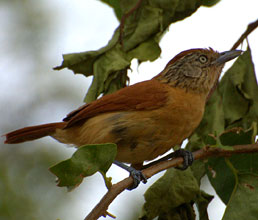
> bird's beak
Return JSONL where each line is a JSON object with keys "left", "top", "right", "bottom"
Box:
{"left": 215, "top": 50, "right": 243, "bottom": 64}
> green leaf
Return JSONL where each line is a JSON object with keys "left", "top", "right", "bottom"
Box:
{"left": 201, "top": 0, "right": 220, "bottom": 7}
{"left": 119, "top": 3, "right": 162, "bottom": 52}
{"left": 222, "top": 174, "right": 258, "bottom": 220}
{"left": 206, "top": 157, "right": 236, "bottom": 204}
{"left": 141, "top": 168, "right": 200, "bottom": 219}
{"left": 187, "top": 46, "right": 258, "bottom": 218}
{"left": 157, "top": 203, "right": 196, "bottom": 220}
{"left": 203, "top": 48, "right": 258, "bottom": 206}
{"left": 189, "top": 88, "right": 225, "bottom": 146}
{"left": 190, "top": 160, "right": 207, "bottom": 185}
{"left": 54, "top": 0, "right": 220, "bottom": 103}
{"left": 203, "top": 134, "right": 217, "bottom": 146}
{"left": 188, "top": 48, "right": 258, "bottom": 150}
{"left": 128, "top": 37, "right": 161, "bottom": 62}
{"left": 100, "top": 0, "right": 122, "bottom": 20}
{"left": 49, "top": 143, "right": 117, "bottom": 189}
{"left": 53, "top": 30, "right": 120, "bottom": 75}
{"left": 206, "top": 127, "right": 258, "bottom": 205}
{"left": 195, "top": 190, "right": 214, "bottom": 220}
{"left": 219, "top": 127, "right": 253, "bottom": 146}
{"left": 84, "top": 45, "right": 130, "bottom": 102}
{"left": 218, "top": 47, "right": 258, "bottom": 129}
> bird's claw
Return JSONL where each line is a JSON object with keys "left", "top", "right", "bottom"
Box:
{"left": 113, "top": 160, "right": 147, "bottom": 190}
{"left": 174, "top": 149, "right": 194, "bottom": 170}
{"left": 127, "top": 169, "right": 147, "bottom": 190}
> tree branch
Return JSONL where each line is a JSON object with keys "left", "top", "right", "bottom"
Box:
{"left": 85, "top": 143, "right": 258, "bottom": 220}
{"left": 231, "top": 19, "right": 258, "bottom": 50}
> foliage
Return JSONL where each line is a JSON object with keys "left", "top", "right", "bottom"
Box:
{"left": 141, "top": 168, "right": 207, "bottom": 220}
{"left": 4, "top": 0, "right": 257, "bottom": 219}
{"left": 48, "top": 1, "right": 258, "bottom": 219}
{"left": 54, "top": 0, "right": 219, "bottom": 103}
{"left": 50, "top": 143, "right": 116, "bottom": 190}
{"left": 185, "top": 48, "right": 258, "bottom": 219}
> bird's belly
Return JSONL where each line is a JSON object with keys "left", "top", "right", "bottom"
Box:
{"left": 111, "top": 104, "right": 204, "bottom": 164}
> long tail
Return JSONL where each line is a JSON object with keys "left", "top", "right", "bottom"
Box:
{"left": 4, "top": 122, "right": 66, "bottom": 144}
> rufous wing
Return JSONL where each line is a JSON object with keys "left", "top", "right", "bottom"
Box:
{"left": 64, "top": 79, "right": 169, "bottom": 128}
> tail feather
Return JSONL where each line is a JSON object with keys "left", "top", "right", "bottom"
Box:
{"left": 4, "top": 122, "right": 66, "bottom": 144}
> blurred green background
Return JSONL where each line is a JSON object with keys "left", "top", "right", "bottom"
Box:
{"left": 0, "top": 1, "right": 122, "bottom": 219}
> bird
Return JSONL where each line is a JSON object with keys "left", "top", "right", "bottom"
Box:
{"left": 4, "top": 48, "right": 242, "bottom": 189}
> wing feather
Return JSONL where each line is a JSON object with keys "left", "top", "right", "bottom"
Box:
{"left": 64, "top": 79, "right": 168, "bottom": 128}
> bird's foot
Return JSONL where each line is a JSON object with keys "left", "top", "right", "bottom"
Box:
{"left": 173, "top": 149, "right": 194, "bottom": 170}
{"left": 127, "top": 168, "right": 147, "bottom": 190}
{"left": 113, "top": 160, "right": 147, "bottom": 190}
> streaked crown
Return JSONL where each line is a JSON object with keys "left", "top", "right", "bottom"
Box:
{"left": 155, "top": 48, "right": 241, "bottom": 94}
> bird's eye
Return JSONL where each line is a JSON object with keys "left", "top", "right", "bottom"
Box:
{"left": 199, "top": 55, "right": 208, "bottom": 63}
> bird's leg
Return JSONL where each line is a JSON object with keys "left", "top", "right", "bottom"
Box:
{"left": 143, "top": 149, "right": 194, "bottom": 170}
{"left": 113, "top": 160, "right": 147, "bottom": 190}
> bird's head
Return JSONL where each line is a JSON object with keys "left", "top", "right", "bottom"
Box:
{"left": 155, "top": 48, "right": 242, "bottom": 94}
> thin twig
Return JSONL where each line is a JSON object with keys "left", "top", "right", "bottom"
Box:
{"left": 231, "top": 19, "right": 258, "bottom": 50}
{"left": 85, "top": 144, "right": 258, "bottom": 220}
